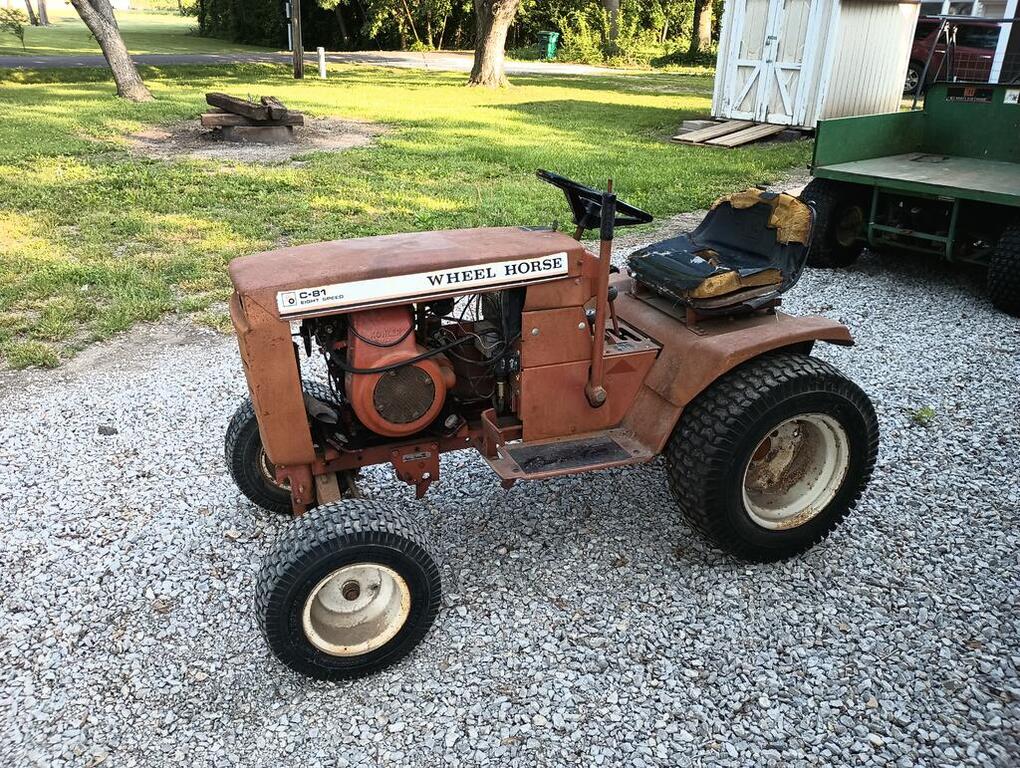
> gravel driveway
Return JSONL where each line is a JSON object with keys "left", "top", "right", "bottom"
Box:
{"left": 1, "top": 212, "right": 1017, "bottom": 766}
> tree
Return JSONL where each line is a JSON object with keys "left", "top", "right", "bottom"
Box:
{"left": 600, "top": 0, "right": 618, "bottom": 55}
{"left": 0, "top": 8, "right": 28, "bottom": 49}
{"left": 37, "top": 0, "right": 49, "bottom": 26}
{"left": 688, "top": 0, "right": 712, "bottom": 55}
{"left": 68, "top": 0, "right": 153, "bottom": 101}
{"left": 469, "top": 0, "right": 520, "bottom": 86}
{"left": 23, "top": 0, "right": 37, "bottom": 26}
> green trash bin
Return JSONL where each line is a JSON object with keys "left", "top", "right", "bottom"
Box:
{"left": 537, "top": 31, "right": 560, "bottom": 60}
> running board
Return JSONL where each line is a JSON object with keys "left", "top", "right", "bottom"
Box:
{"left": 484, "top": 429, "right": 653, "bottom": 482}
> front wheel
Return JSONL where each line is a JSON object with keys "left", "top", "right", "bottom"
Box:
{"left": 224, "top": 380, "right": 339, "bottom": 515}
{"left": 256, "top": 500, "right": 441, "bottom": 681}
{"left": 666, "top": 352, "right": 878, "bottom": 562}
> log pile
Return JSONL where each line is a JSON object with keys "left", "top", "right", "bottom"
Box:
{"left": 201, "top": 93, "right": 305, "bottom": 143}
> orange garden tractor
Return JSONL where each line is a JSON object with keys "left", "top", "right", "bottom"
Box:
{"left": 225, "top": 171, "right": 879, "bottom": 680}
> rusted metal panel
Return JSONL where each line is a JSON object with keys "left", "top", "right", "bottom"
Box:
{"left": 229, "top": 227, "right": 587, "bottom": 322}
{"left": 620, "top": 384, "right": 683, "bottom": 454}
{"left": 519, "top": 345, "right": 658, "bottom": 441}
{"left": 229, "top": 293, "right": 316, "bottom": 467}
{"left": 390, "top": 441, "right": 440, "bottom": 498}
{"left": 524, "top": 276, "right": 592, "bottom": 310}
{"left": 612, "top": 274, "right": 853, "bottom": 451}
{"left": 519, "top": 307, "right": 592, "bottom": 368}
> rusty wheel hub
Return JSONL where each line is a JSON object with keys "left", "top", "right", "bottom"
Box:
{"left": 742, "top": 413, "right": 850, "bottom": 530}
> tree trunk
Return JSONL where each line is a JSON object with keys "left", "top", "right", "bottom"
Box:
{"left": 399, "top": 0, "right": 421, "bottom": 45}
{"left": 468, "top": 0, "right": 520, "bottom": 87}
{"left": 688, "top": 0, "right": 713, "bottom": 56}
{"left": 698, "top": 1, "right": 712, "bottom": 50}
{"left": 601, "top": 0, "right": 619, "bottom": 55}
{"left": 69, "top": 0, "right": 153, "bottom": 102}
{"left": 37, "top": 0, "right": 48, "bottom": 25}
{"left": 334, "top": 6, "right": 348, "bottom": 48}
{"left": 24, "top": 0, "right": 38, "bottom": 26}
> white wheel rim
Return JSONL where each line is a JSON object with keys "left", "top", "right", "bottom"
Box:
{"left": 302, "top": 563, "right": 411, "bottom": 657}
{"left": 258, "top": 449, "right": 289, "bottom": 490}
{"left": 742, "top": 413, "right": 850, "bottom": 530}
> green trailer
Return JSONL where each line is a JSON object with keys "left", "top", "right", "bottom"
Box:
{"left": 799, "top": 82, "right": 1020, "bottom": 315}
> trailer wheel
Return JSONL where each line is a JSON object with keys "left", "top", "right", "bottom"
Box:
{"left": 988, "top": 224, "right": 1020, "bottom": 316}
{"left": 666, "top": 352, "right": 878, "bottom": 562}
{"left": 225, "top": 380, "right": 338, "bottom": 515}
{"left": 255, "top": 499, "right": 441, "bottom": 681}
{"left": 799, "top": 179, "right": 867, "bottom": 268}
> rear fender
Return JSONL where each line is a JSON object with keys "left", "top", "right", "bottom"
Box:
{"left": 615, "top": 286, "right": 853, "bottom": 453}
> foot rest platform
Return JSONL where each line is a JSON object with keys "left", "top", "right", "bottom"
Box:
{"left": 484, "top": 429, "right": 653, "bottom": 481}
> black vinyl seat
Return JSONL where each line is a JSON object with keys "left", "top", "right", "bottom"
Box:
{"left": 627, "top": 189, "right": 814, "bottom": 315}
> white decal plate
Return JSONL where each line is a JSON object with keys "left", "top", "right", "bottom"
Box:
{"left": 1004, "top": 89, "right": 1019, "bottom": 105}
{"left": 276, "top": 252, "right": 570, "bottom": 316}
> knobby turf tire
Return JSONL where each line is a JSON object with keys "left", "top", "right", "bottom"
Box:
{"left": 988, "top": 224, "right": 1020, "bottom": 316}
{"left": 666, "top": 352, "right": 879, "bottom": 562}
{"left": 799, "top": 179, "right": 867, "bottom": 268}
{"left": 255, "top": 500, "right": 441, "bottom": 681}
{"left": 224, "top": 380, "right": 336, "bottom": 515}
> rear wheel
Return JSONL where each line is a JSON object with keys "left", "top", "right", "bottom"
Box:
{"left": 224, "top": 380, "right": 338, "bottom": 515}
{"left": 666, "top": 352, "right": 878, "bottom": 562}
{"left": 987, "top": 224, "right": 1020, "bottom": 316}
{"left": 799, "top": 179, "right": 868, "bottom": 268}
{"left": 255, "top": 500, "right": 441, "bottom": 681}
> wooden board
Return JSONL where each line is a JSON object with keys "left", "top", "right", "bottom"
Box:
{"left": 260, "top": 96, "right": 288, "bottom": 121}
{"left": 206, "top": 92, "right": 293, "bottom": 123}
{"left": 671, "top": 120, "right": 753, "bottom": 144}
{"left": 201, "top": 111, "right": 304, "bottom": 127}
{"left": 705, "top": 123, "right": 786, "bottom": 148}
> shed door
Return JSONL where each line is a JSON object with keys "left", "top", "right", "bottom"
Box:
{"left": 723, "top": 0, "right": 825, "bottom": 126}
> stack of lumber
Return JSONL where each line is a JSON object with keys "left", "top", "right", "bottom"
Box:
{"left": 671, "top": 119, "right": 786, "bottom": 148}
{"left": 200, "top": 93, "right": 305, "bottom": 128}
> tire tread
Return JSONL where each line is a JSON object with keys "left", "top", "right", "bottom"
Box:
{"left": 988, "top": 224, "right": 1020, "bottom": 316}
{"left": 666, "top": 352, "right": 879, "bottom": 561}
{"left": 255, "top": 499, "right": 441, "bottom": 680}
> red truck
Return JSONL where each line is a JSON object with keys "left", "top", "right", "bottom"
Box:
{"left": 905, "top": 18, "right": 1001, "bottom": 94}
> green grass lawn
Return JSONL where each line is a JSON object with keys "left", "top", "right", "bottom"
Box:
{"left": 0, "top": 63, "right": 810, "bottom": 368}
{"left": 0, "top": 8, "right": 270, "bottom": 57}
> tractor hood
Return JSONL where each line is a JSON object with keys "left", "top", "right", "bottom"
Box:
{"left": 229, "top": 226, "right": 587, "bottom": 319}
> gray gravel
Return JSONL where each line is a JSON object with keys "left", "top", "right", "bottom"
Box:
{"left": 1, "top": 206, "right": 1018, "bottom": 766}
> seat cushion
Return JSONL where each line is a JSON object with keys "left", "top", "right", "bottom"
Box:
{"left": 627, "top": 189, "right": 813, "bottom": 313}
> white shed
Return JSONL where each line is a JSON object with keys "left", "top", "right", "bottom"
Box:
{"left": 711, "top": 0, "right": 921, "bottom": 129}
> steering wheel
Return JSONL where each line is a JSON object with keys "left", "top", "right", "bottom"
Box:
{"left": 537, "top": 169, "right": 653, "bottom": 234}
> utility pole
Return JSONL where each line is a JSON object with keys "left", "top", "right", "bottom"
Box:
{"left": 291, "top": 0, "right": 304, "bottom": 79}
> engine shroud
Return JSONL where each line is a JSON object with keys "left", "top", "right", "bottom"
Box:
{"left": 345, "top": 306, "right": 454, "bottom": 438}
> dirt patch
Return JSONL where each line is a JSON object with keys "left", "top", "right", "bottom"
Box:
{"left": 125, "top": 117, "right": 386, "bottom": 164}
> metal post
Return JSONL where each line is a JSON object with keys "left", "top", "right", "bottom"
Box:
{"left": 317, "top": 46, "right": 327, "bottom": 79}
{"left": 284, "top": 2, "right": 292, "bottom": 51}
{"left": 291, "top": 0, "right": 304, "bottom": 79}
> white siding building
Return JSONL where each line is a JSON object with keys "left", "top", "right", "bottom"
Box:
{"left": 711, "top": 0, "right": 921, "bottom": 129}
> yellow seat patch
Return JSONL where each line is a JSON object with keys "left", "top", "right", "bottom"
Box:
{"left": 688, "top": 267, "right": 783, "bottom": 299}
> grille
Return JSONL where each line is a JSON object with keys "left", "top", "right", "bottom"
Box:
{"left": 373, "top": 365, "right": 436, "bottom": 425}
